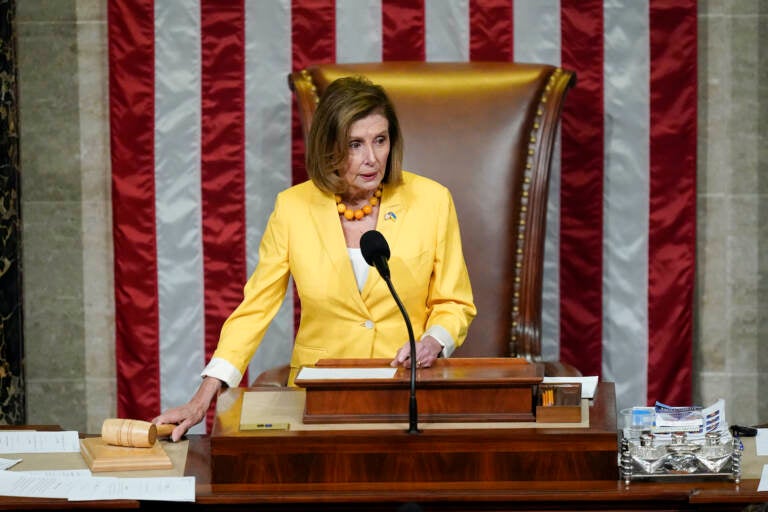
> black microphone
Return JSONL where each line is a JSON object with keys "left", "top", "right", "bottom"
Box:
{"left": 360, "top": 228, "right": 391, "bottom": 279}
{"left": 360, "top": 230, "right": 419, "bottom": 434}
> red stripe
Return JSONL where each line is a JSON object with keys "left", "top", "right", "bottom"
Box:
{"left": 469, "top": 0, "right": 513, "bottom": 61}
{"left": 108, "top": 0, "right": 160, "bottom": 420}
{"left": 558, "top": 0, "right": 605, "bottom": 377}
{"left": 200, "top": 0, "right": 248, "bottom": 421}
{"left": 291, "top": 0, "right": 335, "bottom": 332}
{"left": 291, "top": 0, "right": 334, "bottom": 186}
{"left": 646, "top": 0, "right": 696, "bottom": 406}
{"left": 382, "top": 0, "right": 425, "bottom": 61}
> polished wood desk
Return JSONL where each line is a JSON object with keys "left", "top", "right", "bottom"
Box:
{"left": 190, "top": 382, "right": 766, "bottom": 510}
{"left": 3, "top": 386, "right": 766, "bottom": 511}
{"left": 8, "top": 439, "right": 760, "bottom": 511}
{"left": 209, "top": 383, "right": 615, "bottom": 484}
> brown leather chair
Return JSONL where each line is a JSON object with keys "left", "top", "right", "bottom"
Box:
{"left": 253, "top": 62, "right": 580, "bottom": 386}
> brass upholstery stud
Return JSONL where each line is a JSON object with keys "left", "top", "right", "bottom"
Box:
{"left": 510, "top": 68, "right": 559, "bottom": 357}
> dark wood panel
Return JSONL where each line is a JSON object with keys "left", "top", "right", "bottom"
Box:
{"left": 189, "top": 478, "right": 761, "bottom": 512}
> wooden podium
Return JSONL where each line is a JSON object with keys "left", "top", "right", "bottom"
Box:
{"left": 210, "top": 359, "right": 618, "bottom": 485}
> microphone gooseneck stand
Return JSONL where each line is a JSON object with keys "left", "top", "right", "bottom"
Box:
{"left": 360, "top": 229, "right": 419, "bottom": 434}
{"left": 381, "top": 275, "right": 419, "bottom": 434}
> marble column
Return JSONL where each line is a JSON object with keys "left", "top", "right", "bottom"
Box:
{"left": 0, "top": 0, "right": 25, "bottom": 425}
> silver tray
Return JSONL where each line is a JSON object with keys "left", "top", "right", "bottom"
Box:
{"left": 618, "top": 430, "right": 742, "bottom": 484}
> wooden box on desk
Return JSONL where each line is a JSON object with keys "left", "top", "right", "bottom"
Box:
{"left": 536, "top": 382, "right": 583, "bottom": 423}
{"left": 295, "top": 357, "right": 541, "bottom": 423}
{"left": 209, "top": 360, "right": 619, "bottom": 486}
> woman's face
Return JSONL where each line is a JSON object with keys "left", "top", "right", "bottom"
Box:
{"left": 341, "top": 112, "right": 390, "bottom": 199}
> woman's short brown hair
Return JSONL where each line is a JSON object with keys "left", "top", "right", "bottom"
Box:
{"left": 305, "top": 75, "right": 404, "bottom": 194}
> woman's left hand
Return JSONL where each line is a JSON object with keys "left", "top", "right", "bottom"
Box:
{"left": 390, "top": 335, "right": 443, "bottom": 368}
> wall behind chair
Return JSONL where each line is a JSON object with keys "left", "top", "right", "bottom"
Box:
{"left": 13, "top": 0, "right": 767, "bottom": 433}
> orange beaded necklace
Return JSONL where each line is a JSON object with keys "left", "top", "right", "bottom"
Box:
{"left": 336, "top": 185, "right": 383, "bottom": 221}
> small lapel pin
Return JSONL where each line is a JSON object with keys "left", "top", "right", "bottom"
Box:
{"left": 384, "top": 211, "right": 397, "bottom": 221}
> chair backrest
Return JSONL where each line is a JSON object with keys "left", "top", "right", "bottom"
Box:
{"left": 290, "top": 62, "right": 575, "bottom": 360}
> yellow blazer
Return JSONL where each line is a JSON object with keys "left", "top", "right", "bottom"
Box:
{"left": 211, "top": 171, "right": 476, "bottom": 378}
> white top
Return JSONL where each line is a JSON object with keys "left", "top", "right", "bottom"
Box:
{"left": 348, "top": 248, "right": 370, "bottom": 291}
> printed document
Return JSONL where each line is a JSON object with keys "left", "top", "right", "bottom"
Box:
{"left": 0, "top": 471, "right": 195, "bottom": 502}
{"left": 0, "top": 431, "right": 80, "bottom": 453}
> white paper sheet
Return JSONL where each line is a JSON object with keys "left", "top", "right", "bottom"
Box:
{"left": 0, "top": 471, "right": 195, "bottom": 502}
{"left": 758, "top": 464, "right": 768, "bottom": 492}
{"left": 757, "top": 428, "right": 768, "bottom": 456}
{"left": 0, "top": 471, "right": 84, "bottom": 499}
{"left": 16, "top": 469, "right": 92, "bottom": 478}
{"left": 67, "top": 476, "right": 196, "bottom": 502}
{"left": 296, "top": 367, "right": 397, "bottom": 380}
{"left": 0, "top": 431, "right": 80, "bottom": 453}
{"left": 541, "top": 376, "right": 599, "bottom": 399}
{"left": 0, "top": 458, "right": 21, "bottom": 470}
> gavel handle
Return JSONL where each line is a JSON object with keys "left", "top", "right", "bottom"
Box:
{"left": 155, "top": 423, "right": 177, "bottom": 438}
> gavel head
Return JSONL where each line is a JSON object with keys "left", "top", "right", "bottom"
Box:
{"left": 101, "top": 418, "right": 157, "bottom": 448}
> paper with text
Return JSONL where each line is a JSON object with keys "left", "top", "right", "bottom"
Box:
{"left": 67, "top": 476, "right": 195, "bottom": 502}
{"left": 0, "top": 471, "right": 85, "bottom": 499}
{"left": 16, "top": 469, "right": 92, "bottom": 478}
{"left": 0, "top": 471, "right": 195, "bottom": 502}
{"left": 0, "top": 431, "right": 80, "bottom": 453}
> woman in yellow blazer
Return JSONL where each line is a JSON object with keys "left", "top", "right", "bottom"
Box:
{"left": 155, "top": 76, "right": 476, "bottom": 441}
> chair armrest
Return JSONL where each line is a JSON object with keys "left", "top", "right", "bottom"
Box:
{"left": 251, "top": 364, "right": 290, "bottom": 387}
{"left": 542, "top": 361, "right": 582, "bottom": 377}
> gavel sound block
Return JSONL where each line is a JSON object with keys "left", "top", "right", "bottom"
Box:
{"left": 80, "top": 419, "right": 176, "bottom": 472}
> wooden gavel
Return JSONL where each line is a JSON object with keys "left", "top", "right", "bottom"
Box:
{"left": 101, "top": 418, "right": 176, "bottom": 448}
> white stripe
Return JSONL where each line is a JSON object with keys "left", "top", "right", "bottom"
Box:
{"left": 337, "top": 0, "right": 382, "bottom": 62}
{"left": 513, "top": 0, "right": 561, "bottom": 66}
{"left": 425, "top": 0, "right": 469, "bottom": 62}
{"left": 154, "top": 1, "right": 205, "bottom": 425}
{"left": 514, "top": 0, "right": 562, "bottom": 361}
{"left": 601, "top": 0, "right": 650, "bottom": 412}
{"left": 244, "top": 0, "right": 294, "bottom": 384}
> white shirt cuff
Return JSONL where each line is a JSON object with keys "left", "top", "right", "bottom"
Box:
{"left": 421, "top": 325, "right": 455, "bottom": 358}
{"left": 201, "top": 357, "right": 243, "bottom": 389}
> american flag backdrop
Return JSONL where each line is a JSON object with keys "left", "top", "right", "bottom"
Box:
{"left": 108, "top": 0, "right": 696, "bottom": 433}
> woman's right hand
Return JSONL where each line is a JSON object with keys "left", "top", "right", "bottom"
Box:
{"left": 152, "top": 376, "right": 223, "bottom": 442}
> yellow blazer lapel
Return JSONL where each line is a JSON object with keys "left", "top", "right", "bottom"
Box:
{"left": 360, "top": 181, "right": 409, "bottom": 299}
{"left": 307, "top": 188, "right": 368, "bottom": 308}
{"left": 377, "top": 179, "right": 409, "bottom": 253}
